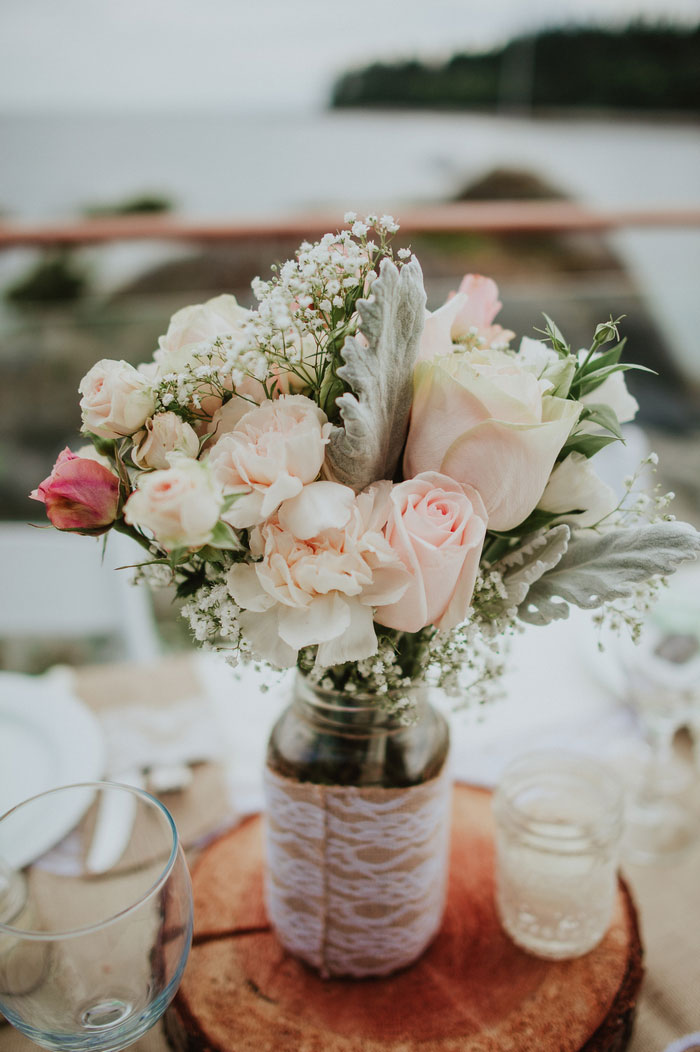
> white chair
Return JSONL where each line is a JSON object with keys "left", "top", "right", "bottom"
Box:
{"left": 0, "top": 523, "right": 162, "bottom": 664}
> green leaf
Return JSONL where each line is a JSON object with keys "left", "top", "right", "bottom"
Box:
{"left": 547, "top": 356, "right": 577, "bottom": 398}
{"left": 576, "top": 340, "right": 625, "bottom": 380}
{"left": 167, "top": 547, "right": 192, "bottom": 568}
{"left": 176, "top": 568, "right": 207, "bottom": 599}
{"left": 559, "top": 432, "right": 620, "bottom": 459}
{"left": 575, "top": 362, "right": 654, "bottom": 399}
{"left": 84, "top": 432, "right": 117, "bottom": 458}
{"left": 209, "top": 520, "right": 244, "bottom": 551}
{"left": 579, "top": 403, "right": 623, "bottom": 440}
{"left": 518, "top": 521, "right": 700, "bottom": 626}
{"left": 325, "top": 257, "right": 426, "bottom": 491}
{"left": 489, "top": 507, "right": 564, "bottom": 540}
{"left": 221, "top": 492, "right": 244, "bottom": 514}
{"left": 538, "top": 313, "right": 570, "bottom": 356}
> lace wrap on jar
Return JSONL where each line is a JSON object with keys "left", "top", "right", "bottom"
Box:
{"left": 263, "top": 674, "right": 451, "bottom": 978}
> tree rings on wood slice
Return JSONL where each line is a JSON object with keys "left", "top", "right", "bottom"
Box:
{"left": 166, "top": 784, "right": 643, "bottom": 1052}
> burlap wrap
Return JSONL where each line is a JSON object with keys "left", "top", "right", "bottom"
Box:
{"left": 263, "top": 764, "right": 452, "bottom": 978}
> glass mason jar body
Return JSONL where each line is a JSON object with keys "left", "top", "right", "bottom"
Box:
{"left": 264, "top": 674, "right": 451, "bottom": 978}
{"left": 492, "top": 750, "right": 624, "bottom": 961}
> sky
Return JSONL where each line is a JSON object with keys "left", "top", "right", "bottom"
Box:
{"left": 1, "top": 0, "right": 699, "bottom": 112}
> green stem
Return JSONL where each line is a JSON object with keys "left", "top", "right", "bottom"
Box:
{"left": 112, "top": 519, "right": 155, "bottom": 555}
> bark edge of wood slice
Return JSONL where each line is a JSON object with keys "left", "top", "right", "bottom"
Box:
{"left": 166, "top": 784, "right": 644, "bottom": 1052}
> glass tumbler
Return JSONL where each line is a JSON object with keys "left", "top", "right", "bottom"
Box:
{"left": 492, "top": 750, "right": 624, "bottom": 960}
{"left": 0, "top": 782, "right": 193, "bottom": 1052}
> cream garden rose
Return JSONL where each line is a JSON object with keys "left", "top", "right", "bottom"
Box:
{"left": 374, "top": 472, "right": 488, "bottom": 633}
{"left": 124, "top": 458, "right": 222, "bottom": 550}
{"left": 79, "top": 359, "right": 156, "bottom": 439}
{"left": 132, "top": 412, "right": 200, "bottom": 470}
{"left": 154, "top": 294, "right": 252, "bottom": 375}
{"left": 226, "top": 481, "right": 410, "bottom": 669}
{"left": 404, "top": 348, "right": 582, "bottom": 531}
{"left": 207, "top": 394, "right": 332, "bottom": 529}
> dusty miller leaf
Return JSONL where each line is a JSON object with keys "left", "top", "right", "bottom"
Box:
{"left": 518, "top": 521, "right": 700, "bottom": 626}
{"left": 325, "top": 257, "right": 426, "bottom": 490}
{"left": 494, "top": 525, "right": 571, "bottom": 610}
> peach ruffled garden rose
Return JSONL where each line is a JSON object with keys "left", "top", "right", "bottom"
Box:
{"left": 207, "top": 395, "right": 333, "bottom": 529}
{"left": 226, "top": 481, "right": 410, "bottom": 668}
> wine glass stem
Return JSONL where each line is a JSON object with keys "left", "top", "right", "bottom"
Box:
{"left": 641, "top": 723, "right": 675, "bottom": 804}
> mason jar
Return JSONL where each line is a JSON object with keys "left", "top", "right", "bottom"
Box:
{"left": 492, "top": 750, "right": 624, "bottom": 960}
{"left": 264, "top": 674, "right": 451, "bottom": 978}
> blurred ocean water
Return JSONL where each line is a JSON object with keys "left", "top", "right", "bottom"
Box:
{"left": 0, "top": 108, "right": 699, "bottom": 378}
{"left": 1, "top": 108, "right": 698, "bottom": 219}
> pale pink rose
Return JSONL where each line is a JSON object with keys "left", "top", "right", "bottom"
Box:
{"left": 132, "top": 412, "right": 200, "bottom": 470}
{"left": 153, "top": 294, "right": 263, "bottom": 421}
{"left": 374, "top": 472, "right": 488, "bottom": 633}
{"left": 206, "top": 395, "right": 333, "bottom": 529}
{"left": 30, "top": 448, "right": 119, "bottom": 534}
{"left": 79, "top": 360, "right": 156, "bottom": 439}
{"left": 124, "top": 458, "right": 221, "bottom": 551}
{"left": 419, "top": 274, "right": 514, "bottom": 361}
{"left": 226, "top": 481, "right": 410, "bottom": 669}
{"left": 404, "top": 349, "right": 582, "bottom": 531}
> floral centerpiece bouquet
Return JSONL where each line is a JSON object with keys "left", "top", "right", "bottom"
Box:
{"left": 32, "top": 215, "right": 699, "bottom": 978}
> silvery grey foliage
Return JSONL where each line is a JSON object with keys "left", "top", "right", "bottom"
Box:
{"left": 518, "top": 521, "right": 700, "bottom": 626}
{"left": 325, "top": 257, "right": 426, "bottom": 491}
{"left": 496, "top": 525, "right": 571, "bottom": 610}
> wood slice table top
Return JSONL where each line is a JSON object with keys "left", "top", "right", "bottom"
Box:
{"left": 167, "top": 784, "right": 643, "bottom": 1052}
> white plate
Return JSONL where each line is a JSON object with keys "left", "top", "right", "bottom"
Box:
{"left": 0, "top": 671, "right": 106, "bottom": 868}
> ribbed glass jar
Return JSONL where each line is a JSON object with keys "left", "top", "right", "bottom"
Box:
{"left": 264, "top": 674, "right": 451, "bottom": 978}
{"left": 493, "top": 750, "right": 624, "bottom": 960}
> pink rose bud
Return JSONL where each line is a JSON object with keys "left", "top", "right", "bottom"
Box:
{"left": 30, "top": 448, "right": 120, "bottom": 534}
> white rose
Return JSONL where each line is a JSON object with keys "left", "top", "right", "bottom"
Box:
{"left": 206, "top": 395, "right": 332, "bottom": 529}
{"left": 154, "top": 294, "right": 252, "bottom": 376}
{"left": 538, "top": 452, "right": 618, "bottom": 527}
{"left": 79, "top": 359, "right": 156, "bottom": 439}
{"left": 124, "top": 458, "right": 222, "bottom": 551}
{"left": 132, "top": 412, "right": 200, "bottom": 470}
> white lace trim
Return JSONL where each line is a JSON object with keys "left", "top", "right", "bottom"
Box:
{"left": 264, "top": 764, "right": 451, "bottom": 977}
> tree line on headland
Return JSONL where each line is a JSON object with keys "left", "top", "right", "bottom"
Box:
{"left": 330, "top": 24, "right": 699, "bottom": 113}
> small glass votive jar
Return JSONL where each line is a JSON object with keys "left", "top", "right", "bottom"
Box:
{"left": 492, "top": 750, "right": 624, "bottom": 960}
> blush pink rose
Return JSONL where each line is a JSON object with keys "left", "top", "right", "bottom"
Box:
{"left": 206, "top": 395, "right": 332, "bottom": 529}
{"left": 30, "top": 448, "right": 120, "bottom": 534}
{"left": 374, "top": 472, "right": 488, "bottom": 633}
{"left": 419, "top": 274, "right": 514, "bottom": 361}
